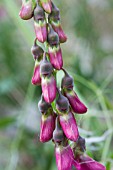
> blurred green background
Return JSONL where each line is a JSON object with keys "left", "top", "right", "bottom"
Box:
{"left": 0, "top": 0, "right": 113, "bottom": 170}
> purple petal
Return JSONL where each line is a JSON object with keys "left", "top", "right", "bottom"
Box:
{"left": 40, "top": 113, "right": 56, "bottom": 142}
{"left": 55, "top": 145, "right": 74, "bottom": 170}
{"left": 41, "top": 75, "right": 57, "bottom": 103}
{"left": 48, "top": 45, "right": 63, "bottom": 70}
{"left": 32, "top": 61, "right": 41, "bottom": 85}
{"left": 34, "top": 20, "right": 47, "bottom": 43}
{"left": 59, "top": 111, "right": 79, "bottom": 141}
{"left": 64, "top": 90, "right": 87, "bottom": 114}
{"left": 78, "top": 155, "right": 106, "bottom": 170}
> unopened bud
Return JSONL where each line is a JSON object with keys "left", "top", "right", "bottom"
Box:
{"left": 61, "top": 68, "right": 74, "bottom": 89}
{"left": 19, "top": 0, "right": 36, "bottom": 20}
{"left": 40, "top": 54, "right": 53, "bottom": 77}
{"left": 56, "top": 90, "right": 69, "bottom": 114}
{"left": 31, "top": 39, "right": 44, "bottom": 60}
{"left": 40, "top": 0, "right": 52, "bottom": 14}
{"left": 48, "top": 24, "right": 59, "bottom": 46}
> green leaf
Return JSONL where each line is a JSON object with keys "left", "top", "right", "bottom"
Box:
{"left": 0, "top": 116, "right": 16, "bottom": 128}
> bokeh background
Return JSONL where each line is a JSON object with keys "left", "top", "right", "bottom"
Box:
{"left": 0, "top": 0, "right": 113, "bottom": 170}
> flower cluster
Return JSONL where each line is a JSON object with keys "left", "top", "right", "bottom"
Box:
{"left": 19, "top": 0, "right": 106, "bottom": 170}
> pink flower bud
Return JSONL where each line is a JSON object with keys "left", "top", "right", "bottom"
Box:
{"left": 73, "top": 155, "right": 106, "bottom": 170}
{"left": 41, "top": 75, "right": 57, "bottom": 103}
{"left": 31, "top": 60, "right": 41, "bottom": 85}
{"left": 51, "top": 20, "right": 67, "bottom": 43}
{"left": 55, "top": 144, "right": 74, "bottom": 170}
{"left": 40, "top": 0, "right": 52, "bottom": 14}
{"left": 34, "top": 20, "right": 47, "bottom": 43}
{"left": 19, "top": 0, "right": 36, "bottom": 20}
{"left": 64, "top": 89, "right": 87, "bottom": 114}
{"left": 59, "top": 111, "right": 79, "bottom": 142}
{"left": 40, "top": 110, "right": 56, "bottom": 142}
{"left": 48, "top": 3, "right": 67, "bottom": 43}
{"left": 48, "top": 45, "right": 63, "bottom": 70}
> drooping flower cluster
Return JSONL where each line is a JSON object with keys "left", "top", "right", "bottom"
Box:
{"left": 19, "top": 0, "right": 106, "bottom": 170}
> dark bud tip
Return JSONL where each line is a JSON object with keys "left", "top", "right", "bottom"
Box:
{"left": 61, "top": 68, "right": 74, "bottom": 89}
{"left": 48, "top": 2, "right": 60, "bottom": 21}
{"left": 38, "top": 95, "right": 51, "bottom": 113}
{"left": 40, "top": 53, "right": 53, "bottom": 76}
{"left": 31, "top": 39, "right": 44, "bottom": 60}
{"left": 53, "top": 117, "right": 64, "bottom": 143}
{"left": 48, "top": 24, "right": 59, "bottom": 46}
{"left": 56, "top": 90, "right": 69, "bottom": 113}
{"left": 34, "top": 2, "right": 45, "bottom": 21}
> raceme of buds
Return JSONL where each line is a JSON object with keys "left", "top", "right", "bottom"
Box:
{"left": 40, "top": 108, "right": 56, "bottom": 142}
{"left": 31, "top": 39, "right": 44, "bottom": 60}
{"left": 34, "top": 3, "right": 47, "bottom": 43}
{"left": 31, "top": 60, "right": 41, "bottom": 85}
{"left": 63, "top": 89, "right": 87, "bottom": 114}
{"left": 59, "top": 111, "right": 79, "bottom": 142}
{"left": 53, "top": 117, "right": 64, "bottom": 143}
{"left": 40, "top": 0, "right": 52, "bottom": 14}
{"left": 55, "top": 144, "right": 74, "bottom": 170}
{"left": 41, "top": 75, "right": 57, "bottom": 103}
{"left": 56, "top": 90, "right": 69, "bottom": 114}
{"left": 20, "top": 0, "right": 106, "bottom": 170}
{"left": 48, "top": 45, "right": 63, "bottom": 70}
{"left": 19, "top": 0, "right": 36, "bottom": 20}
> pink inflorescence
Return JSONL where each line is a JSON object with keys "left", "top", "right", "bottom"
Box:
{"left": 19, "top": 0, "right": 106, "bottom": 170}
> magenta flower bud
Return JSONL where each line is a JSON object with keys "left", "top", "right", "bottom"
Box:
{"left": 31, "top": 39, "right": 44, "bottom": 60}
{"left": 61, "top": 68, "right": 74, "bottom": 89}
{"left": 19, "top": 0, "right": 36, "bottom": 20}
{"left": 63, "top": 89, "right": 87, "bottom": 114}
{"left": 34, "top": 4, "right": 47, "bottom": 43}
{"left": 40, "top": 54, "right": 53, "bottom": 77}
{"left": 48, "top": 3, "right": 67, "bottom": 43}
{"left": 31, "top": 60, "right": 41, "bottom": 85}
{"left": 50, "top": 20, "right": 67, "bottom": 43}
{"left": 48, "top": 24, "right": 59, "bottom": 46}
{"left": 41, "top": 75, "right": 57, "bottom": 103}
{"left": 53, "top": 117, "right": 64, "bottom": 143}
{"left": 34, "top": 20, "right": 47, "bottom": 43}
{"left": 40, "top": 0, "right": 52, "bottom": 14}
{"left": 55, "top": 144, "right": 74, "bottom": 170}
{"left": 38, "top": 95, "right": 51, "bottom": 113}
{"left": 73, "top": 155, "right": 106, "bottom": 170}
{"left": 48, "top": 45, "right": 63, "bottom": 70}
{"left": 40, "top": 111, "right": 56, "bottom": 142}
{"left": 56, "top": 90, "right": 69, "bottom": 114}
{"left": 59, "top": 111, "right": 79, "bottom": 142}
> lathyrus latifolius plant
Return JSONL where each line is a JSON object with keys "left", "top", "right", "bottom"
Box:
{"left": 19, "top": 0, "right": 106, "bottom": 169}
